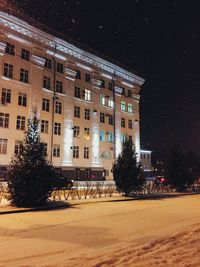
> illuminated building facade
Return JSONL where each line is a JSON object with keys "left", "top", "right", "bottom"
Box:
{"left": 0, "top": 11, "right": 145, "bottom": 181}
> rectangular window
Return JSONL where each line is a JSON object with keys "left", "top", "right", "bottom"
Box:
{"left": 84, "top": 127, "right": 90, "bottom": 139}
{"left": 74, "top": 86, "right": 81, "bottom": 98}
{"left": 1, "top": 88, "right": 11, "bottom": 104}
{"left": 85, "top": 73, "right": 91, "bottom": 82}
{"left": 108, "top": 132, "right": 114, "bottom": 143}
{"left": 43, "top": 76, "right": 51, "bottom": 89}
{"left": 55, "top": 101, "right": 62, "bottom": 114}
{"left": 100, "top": 94, "right": 105, "bottom": 105}
{"left": 14, "top": 140, "right": 21, "bottom": 155}
{"left": 128, "top": 119, "right": 133, "bottom": 129}
{"left": 53, "top": 144, "right": 60, "bottom": 157}
{"left": 21, "top": 48, "right": 30, "bottom": 61}
{"left": 108, "top": 115, "right": 113, "bottom": 125}
{"left": 108, "top": 97, "right": 114, "bottom": 108}
{"left": 99, "top": 130, "right": 105, "bottom": 141}
{"left": 121, "top": 133, "right": 126, "bottom": 143}
{"left": 0, "top": 113, "right": 9, "bottom": 128}
{"left": 56, "top": 80, "right": 63, "bottom": 93}
{"left": 54, "top": 122, "right": 61, "bottom": 135}
{"left": 84, "top": 89, "right": 91, "bottom": 101}
{"left": 76, "top": 70, "right": 81, "bottom": 79}
{"left": 5, "top": 43, "right": 15, "bottom": 55}
{"left": 16, "top": 115, "right": 25, "bottom": 130}
{"left": 84, "top": 147, "right": 89, "bottom": 159}
{"left": 20, "top": 68, "right": 29, "bottom": 83}
{"left": 57, "top": 62, "right": 64, "bottom": 73}
{"left": 128, "top": 90, "right": 132, "bottom": 97}
{"left": 0, "top": 138, "right": 7, "bottom": 154}
{"left": 74, "top": 106, "right": 80, "bottom": 118}
{"left": 108, "top": 81, "right": 113, "bottom": 91}
{"left": 41, "top": 120, "right": 49, "bottom": 134}
{"left": 4, "top": 63, "right": 13, "bottom": 78}
{"left": 100, "top": 112, "right": 105, "bottom": 123}
{"left": 128, "top": 103, "right": 133, "bottom": 113}
{"left": 121, "top": 101, "right": 126, "bottom": 111}
{"left": 44, "top": 58, "right": 52, "bottom": 69}
{"left": 42, "top": 98, "right": 50, "bottom": 112}
{"left": 73, "top": 126, "right": 80, "bottom": 138}
{"left": 73, "top": 146, "right": 79, "bottom": 158}
{"left": 84, "top": 109, "right": 90, "bottom": 120}
{"left": 101, "top": 79, "right": 105, "bottom": 88}
{"left": 18, "top": 92, "right": 27, "bottom": 107}
{"left": 121, "top": 118, "right": 126, "bottom": 128}
{"left": 43, "top": 143, "right": 48, "bottom": 157}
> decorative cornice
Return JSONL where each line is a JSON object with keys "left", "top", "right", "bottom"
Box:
{"left": 0, "top": 11, "right": 145, "bottom": 86}
{"left": 31, "top": 55, "right": 45, "bottom": 67}
{"left": 0, "top": 41, "right": 6, "bottom": 55}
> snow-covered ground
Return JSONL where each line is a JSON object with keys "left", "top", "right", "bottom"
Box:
{"left": 0, "top": 195, "right": 200, "bottom": 266}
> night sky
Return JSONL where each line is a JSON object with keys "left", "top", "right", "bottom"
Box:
{"left": 5, "top": 0, "right": 200, "bottom": 153}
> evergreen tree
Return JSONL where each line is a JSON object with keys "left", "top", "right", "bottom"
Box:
{"left": 8, "top": 111, "right": 56, "bottom": 207}
{"left": 112, "top": 137, "right": 145, "bottom": 196}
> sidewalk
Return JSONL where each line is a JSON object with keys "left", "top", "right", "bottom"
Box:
{"left": 0, "top": 192, "right": 199, "bottom": 215}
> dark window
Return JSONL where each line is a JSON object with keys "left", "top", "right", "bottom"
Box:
{"left": 53, "top": 144, "right": 60, "bottom": 157}
{"left": 76, "top": 70, "right": 81, "bottom": 79}
{"left": 20, "top": 69, "right": 29, "bottom": 83}
{"left": 74, "top": 106, "right": 80, "bottom": 118}
{"left": 41, "top": 120, "right": 49, "bottom": 134}
{"left": 100, "top": 112, "right": 105, "bottom": 123}
{"left": 18, "top": 93, "right": 27, "bottom": 107}
{"left": 108, "top": 115, "right": 113, "bottom": 125}
{"left": 54, "top": 122, "right": 61, "bottom": 135}
{"left": 43, "top": 76, "right": 51, "bottom": 89}
{"left": 57, "top": 62, "right": 64, "bottom": 73}
{"left": 45, "top": 58, "right": 52, "bottom": 69}
{"left": 74, "top": 126, "right": 80, "bottom": 138}
{"left": 21, "top": 49, "right": 30, "bottom": 61}
{"left": 84, "top": 147, "right": 89, "bottom": 159}
{"left": 42, "top": 98, "right": 50, "bottom": 112}
{"left": 55, "top": 101, "right": 62, "bottom": 114}
{"left": 4, "top": 63, "right": 13, "bottom": 78}
{"left": 129, "top": 135, "right": 132, "bottom": 142}
{"left": 85, "top": 73, "right": 91, "bottom": 82}
{"left": 121, "top": 88, "right": 125, "bottom": 95}
{"left": 128, "top": 120, "right": 133, "bottom": 129}
{"left": 74, "top": 86, "right": 81, "bottom": 98}
{"left": 16, "top": 115, "right": 26, "bottom": 130}
{"left": 100, "top": 79, "right": 105, "bottom": 88}
{"left": 14, "top": 140, "right": 21, "bottom": 155}
{"left": 84, "top": 109, "right": 90, "bottom": 120}
{"left": 73, "top": 146, "right": 79, "bottom": 158}
{"left": 56, "top": 80, "right": 63, "bottom": 93}
{"left": 121, "top": 118, "right": 126, "bottom": 128}
{"left": 108, "top": 81, "right": 113, "bottom": 91}
{"left": 0, "top": 113, "right": 9, "bottom": 128}
{"left": 5, "top": 42, "right": 15, "bottom": 55}
{"left": 128, "top": 90, "right": 132, "bottom": 97}
{"left": 1, "top": 88, "right": 11, "bottom": 104}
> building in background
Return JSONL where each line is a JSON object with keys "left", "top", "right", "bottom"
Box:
{"left": 140, "top": 149, "right": 152, "bottom": 175}
{"left": 0, "top": 11, "right": 145, "bottom": 181}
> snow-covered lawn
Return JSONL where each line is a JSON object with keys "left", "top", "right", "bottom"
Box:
{"left": 0, "top": 195, "right": 200, "bottom": 266}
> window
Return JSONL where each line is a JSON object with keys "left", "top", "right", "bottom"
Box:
{"left": 1, "top": 88, "right": 11, "bottom": 104}
{"left": 100, "top": 79, "right": 105, "bottom": 88}
{"left": 74, "top": 106, "right": 80, "bottom": 118}
{"left": 84, "top": 89, "right": 91, "bottom": 101}
{"left": 129, "top": 135, "right": 132, "bottom": 142}
{"left": 57, "top": 62, "right": 64, "bottom": 73}
{"left": 74, "top": 86, "right": 81, "bottom": 98}
{"left": 84, "top": 128, "right": 90, "bottom": 139}
{"left": 121, "top": 118, "right": 126, "bottom": 128}
{"left": 128, "top": 119, "right": 133, "bottom": 129}
{"left": 128, "top": 90, "right": 132, "bottom": 97}
{"left": 73, "top": 146, "right": 79, "bottom": 158}
{"left": 76, "top": 70, "right": 81, "bottom": 79}
{"left": 121, "top": 88, "right": 125, "bottom": 95}
{"left": 21, "top": 48, "right": 30, "bottom": 61}
{"left": 41, "top": 120, "right": 49, "bottom": 134}
{"left": 84, "top": 109, "right": 90, "bottom": 120}
{"left": 54, "top": 122, "right": 61, "bottom": 135}
{"left": 4, "top": 63, "right": 13, "bottom": 78}
{"left": 0, "top": 166, "right": 7, "bottom": 179}
{"left": 55, "top": 101, "right": 62, "bottom": 114}
{"left": 121, "top": 101, "right": 126, "bottom": 111}
{"left": 0, "top": 138, "right": 7, "bottom": 154}
{"left": 108, "top": 115, "right": 113, "bottom": 125}
{"left": 14, "top": 140, "right": 21, "bottom": 155}
{"left": 100, "top": 112, "right": 105, "bottom": 123}
{"left": 16, "top": 115, "right": 25, "bottom": 130}
{"left": 20, "top": 68, "right": 29, "bottom": 83}
{"left": 43, "top": 143, "right": 48, "bottom": 156}
{"left": 84, "top": 147, "right": 89, "bottom": 159}
{"left": 108, "top": 81, "right": 113, "bottom": 91}
{"left": 42, "top": 98, "right": 50, "bottom": 112}
{"left": 43, "top": 76, "right": 51, "bottom": 89}
{"left": 100, "top": 94, "right": 105, "bottom": 105}
{"left": 108, "top": 97, "right": 114, "bottom": 108}
{"left": 99, "top": 131, "right": 105, "bottom": 141}
{"left": 18, "top": 93, "right": 27, "bottom": 107}
{"left": 53, "top": 144, "right": 60, "bottom": 157}
{"left": 56, "top": 80, "right": 63, "bottom": 93}
{"left": 0, "top": 113, "right": 9, "bottom": 128}
{"left": 121, "top": 133, "right": 126, "bottom": 143}
{"left": 44, "top": 58, "right": 52, "bottom": 69}
{"left": 128, "top": 103, "right": 133, "bottom": 113}
{"left": 108, "top": 131, "right": 114, "bottom": 143}
{"left": 85, "top": 73, "right": 91, "bottom": 82}
{"left": 73, "top": 126, "right": 80, "bottom": 138}
{"left": 5, "top": 42, "right": 15, "bottom": 55}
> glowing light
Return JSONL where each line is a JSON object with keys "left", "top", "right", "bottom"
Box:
{"left": 62, "top": 119, "right": 73, "bottom": 166}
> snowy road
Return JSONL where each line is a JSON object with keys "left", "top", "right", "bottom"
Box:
{"left": 0, "top": 195, "right": 200, "bottom": 266}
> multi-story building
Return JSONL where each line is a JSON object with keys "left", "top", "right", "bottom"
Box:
{"left": 0, "top": 11, "right": 145, "bottom": 181}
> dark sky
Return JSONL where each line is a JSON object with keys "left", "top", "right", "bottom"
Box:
{"left": 8, "top": 0, "right": 200, "bottom": 153}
